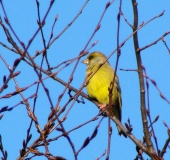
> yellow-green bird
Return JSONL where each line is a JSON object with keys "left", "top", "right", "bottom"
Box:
{"left": 82, "top": 51, "right": 126, "bottom": 137}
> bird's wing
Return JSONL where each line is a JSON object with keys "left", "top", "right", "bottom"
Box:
{"left": 115, "top": 76, "right": 122, "bottom": 121}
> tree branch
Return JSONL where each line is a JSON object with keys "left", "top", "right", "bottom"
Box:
{"left": 131, "top": 0, "right": 156, "bottom": 159}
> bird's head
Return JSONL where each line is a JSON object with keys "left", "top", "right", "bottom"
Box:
{"left": 82, "top": 52, "right": 108, "bottom": 67}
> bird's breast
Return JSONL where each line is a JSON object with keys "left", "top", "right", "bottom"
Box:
{"left": 86, "top": 66, "right": 116, "bottom": 104}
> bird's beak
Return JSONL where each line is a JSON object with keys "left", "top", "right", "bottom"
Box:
{"left": 81, "top": 58, "right": 89, "bottom": 65}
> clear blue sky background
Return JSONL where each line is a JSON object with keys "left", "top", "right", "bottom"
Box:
{"left": 0, "top": 0, "right": 170, "bottom": 159}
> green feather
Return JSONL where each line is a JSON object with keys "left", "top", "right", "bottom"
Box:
{"left": 83, "top": 51, "right": 124, "bottom": 136}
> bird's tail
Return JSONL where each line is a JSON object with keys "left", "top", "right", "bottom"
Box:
{"left": 117, "top": 125, "right": 127, "bottom": 138}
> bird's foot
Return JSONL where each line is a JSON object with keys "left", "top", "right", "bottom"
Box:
{"left": 98, "top": 104, "right": 107, "bottom": 117}
{"left": 98, "top": 104, "right": 107, "bottom": 111}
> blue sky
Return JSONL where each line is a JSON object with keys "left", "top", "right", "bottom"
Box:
{"left": 0, "top": 0, "right": 170, "bottom": 159}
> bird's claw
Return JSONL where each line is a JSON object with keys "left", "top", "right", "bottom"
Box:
{"left": 98, "top": 104, "right": 107, "bottom": 110}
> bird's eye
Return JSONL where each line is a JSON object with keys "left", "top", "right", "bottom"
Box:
{"left": 88, "top": 55, "right": 93, "bottom": 60}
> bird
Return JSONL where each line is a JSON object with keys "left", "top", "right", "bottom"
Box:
{"left": 82, "top": 51, "right": 126, "bottom": 137}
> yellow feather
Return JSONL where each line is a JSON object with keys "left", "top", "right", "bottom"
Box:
{"left": 82, "top": 51, "right": 125, "bottom": 137}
